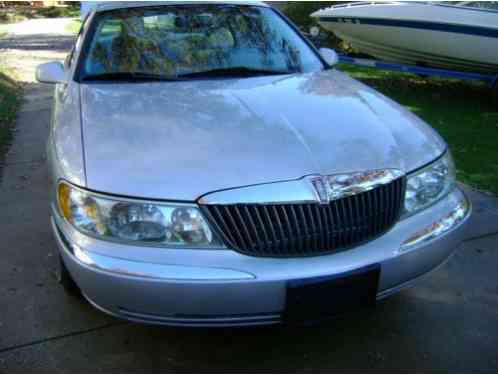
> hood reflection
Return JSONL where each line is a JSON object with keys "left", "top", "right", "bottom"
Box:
{"left": 78, "top": 70, "right": 445, "bottom": 201}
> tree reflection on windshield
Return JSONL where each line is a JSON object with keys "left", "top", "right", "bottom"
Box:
{"left": 82, "top": 4, "right": 324, "bottom": 80}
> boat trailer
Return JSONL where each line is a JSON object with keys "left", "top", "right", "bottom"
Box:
{"left": 337, "top": 54, "right": 498, "bottom": 105}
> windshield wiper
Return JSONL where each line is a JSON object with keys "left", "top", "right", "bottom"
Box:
{"left": 178, "top": 66, "right": 297, "bottom": 79}
{"left": 81, "top": 72, "right": 184, "bottom": 82}
{"left": 81, "top": 67, "right": 297, "bottom": 82}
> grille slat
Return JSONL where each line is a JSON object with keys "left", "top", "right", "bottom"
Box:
{"left": 298, "top": 205, "right": 311, "bottom": 253}
{"left": 289, "top": 205, "right": 303, "bottom": 254}
{"left": 202, "top": 178, "right": 405, "bottom": 258}
{"left": 253, "top": 206, "right": 270, "bottom": 250}
{"left": 243, "top": 206, "right": 261, "bottom": 253}
{"left": 313, "top": 204, "right": 324, "bottom": 250}
{"left": 326, "top": 205, "right": 336, "bottom": 250}
{"left": 363, "top": 189, "right": 373, "bottom": 238}
{"left": 209, "top": 206, "right": 238, "bottom": 247}
{"left": 262, "top": 206, "right": 278, "bottom": 252}
{"left": 377, "top": 186, "right": 384, "bottom": 232}
{"left": 233, "top": 206, "right": 253, "bottom": 251}
{"left": 348, "top": 196, "right": 357, "bottom": 244}
{"left": 339, "top": 199, "right": 351, "bottom": 246}
{"left": 280, "top": 206, "right": 295, "bottom": 253}
{"left": 223, "top": 206, "right": 249, "bottom": 251}
{"left": 306, "top": 205, "right": 318, "bottom": 251}
{"left": 320, "top": 204, "right": 330, "bottom": 250}
{"left": 389, "top": 182, "right": 396, "bottom": 224}
{"left": 383, "top": 184, "right": 391, "bottom": 229}
{"left": 272, "top": 206, "right": 286, "bottom": 252}
{"left": 373, "top": 187, "right": 380, "bottom": 234}
{"left": 331, "top": 202, "right": 342, "bottom": 248}
{"left": 352, "top": 195, "right": 361, "bottom": 243}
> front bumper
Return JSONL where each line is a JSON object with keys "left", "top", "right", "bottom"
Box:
{"left": 53, "top": 187, "right": 471, "bottom": 327}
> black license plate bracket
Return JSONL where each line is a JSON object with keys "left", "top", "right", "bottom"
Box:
{"left": 285, "top": 264, "right": 380, "bottom": 324}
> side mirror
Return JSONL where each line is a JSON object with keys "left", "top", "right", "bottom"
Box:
{"left": 36, "top": 62, "right": 67, "bottom": 84}
{"left": 319, "top": 48, "right": 339, "bottom": 66}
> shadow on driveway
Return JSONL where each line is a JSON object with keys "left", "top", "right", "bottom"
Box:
{"left": 0, "top": 34, "right": 74, "bottom": 53}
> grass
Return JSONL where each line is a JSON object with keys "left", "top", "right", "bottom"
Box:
{"left": 339, "top": 64, "right": 498, "bottom": 195}
{"left": 64, "top": 19, "right": 82, "bottom": 35}
{"left": 31, "top": 6, "right": 80, "bottom": 19}
{"left": 0, "top": 12, "right": 28, "bottom": 24}
{"left": 0, "top": 66, "right": 22, "bottom": 163}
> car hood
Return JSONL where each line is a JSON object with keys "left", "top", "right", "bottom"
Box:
{"left": 80, "top": 70, "right": 446, "bottom": 201}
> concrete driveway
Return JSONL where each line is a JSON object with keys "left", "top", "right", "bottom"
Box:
{"left": 1, "top": 18, "right": 498, "bottom": 373}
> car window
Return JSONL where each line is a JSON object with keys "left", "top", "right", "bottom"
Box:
{"left": 80, "top": 4, "right": 324, "bottom": 80}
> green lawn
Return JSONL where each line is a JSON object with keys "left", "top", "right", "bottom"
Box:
{"left": 0, "top": 24, "right": 7, "bottom": 37}
{"left": 339, "top": 64, "right": 498, "bottom": 195}
{"left": 0, "top": 66, "right": 22, "bottom": 162}
{"left": 64, "top": 19, "right": 82, "bottom": 35}
{"left": 31, "top": 6, "right": 80, "bottom": 19}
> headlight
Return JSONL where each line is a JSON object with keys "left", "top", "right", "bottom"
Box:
{"left": 404, "top": 152, "right": 456, "bottom": 217}
{"left": 57, "top": 182, "right": 224, "bottom": 248}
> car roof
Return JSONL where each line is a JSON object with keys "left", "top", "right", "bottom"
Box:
{"left": 94, "top": 1, "right": 269, "bottom": 13}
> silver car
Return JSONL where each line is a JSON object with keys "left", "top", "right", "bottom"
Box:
{"left": 37, "top": 1, "right": 471, "bottom": 327}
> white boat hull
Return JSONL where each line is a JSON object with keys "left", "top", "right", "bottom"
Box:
{"left": 313, "top": 2, "right": 498, "bottom": 74}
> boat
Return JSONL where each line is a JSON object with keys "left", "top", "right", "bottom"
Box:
{"left": 311, "top": 1, "right": 498, "bottom": 74}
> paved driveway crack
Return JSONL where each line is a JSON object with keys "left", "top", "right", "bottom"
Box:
{"left": 0, "top": 322, "right": 128, "bottom": 355}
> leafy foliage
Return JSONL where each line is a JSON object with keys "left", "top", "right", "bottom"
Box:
{"left": 276, "top": 2, "right": 340, "bottom": 30}
{"left": 0, "top": 5, "right": 79, "bottom": 25}
{"left": 34, "top": 5, "right": 79, "bottom": 19}
{"left": 276, "top": 2, "right": 351, "bottom": 51}
{"left": 0, "top": 12, "right": 27, "bottom": 24}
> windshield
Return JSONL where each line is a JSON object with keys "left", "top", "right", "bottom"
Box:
{"left": 80, "top": 4, "right": 324, "bottom": 81}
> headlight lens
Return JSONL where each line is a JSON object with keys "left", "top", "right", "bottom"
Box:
{"left": 57, "top": 182, "right": 223, "bottom": 248}
{"left": 404, "top": 152, "right": 456, "bottom": 217}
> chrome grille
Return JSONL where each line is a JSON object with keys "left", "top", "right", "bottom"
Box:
{"left": 200, "top": 177, "right": 405, "bottom": 257}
